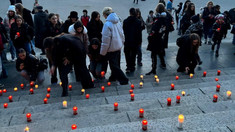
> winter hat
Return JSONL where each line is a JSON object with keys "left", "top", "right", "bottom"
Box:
{"left": 215, "top": 14, "right": 224, "bottom": 20}
{"left": 69, "top": 11, "right": 78, "bottom": 19}
{"left": 191, "top": 14, "right": 200, "bottom": 23}
{"left": 8, "top": 5, "right": 16, "bottom": 12}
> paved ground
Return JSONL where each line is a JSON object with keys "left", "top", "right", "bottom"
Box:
{"left": 0, "top": 0, "right": 234, "bottom": 87}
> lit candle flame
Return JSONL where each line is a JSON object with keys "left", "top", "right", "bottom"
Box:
{"left": 25, "top": 126, "right": 29, "bottom": 132}
{"left": 178, "top": 114, "right": 184, "bottom": 123}
{"left": 181, "top": 91, "right": 185, "bottom": 96}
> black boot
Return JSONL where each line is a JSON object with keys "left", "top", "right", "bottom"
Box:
{"left": 216, "top": 50, "right": 219, "bottom": 57}
{"left": 146, "top": 69, "right": 156, "bottom": 75}
{"left": 211, "top": 44, "right": 215, "bottom": 51}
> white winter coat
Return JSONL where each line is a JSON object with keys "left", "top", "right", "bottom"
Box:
{"left": 100, "top": 13, "right": 124, "bottom": 56}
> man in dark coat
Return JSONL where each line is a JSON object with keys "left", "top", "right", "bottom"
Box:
{"left": 45, "top": 34, "right": 94, "bottom": 97}
{"left": 123, "top": 8, "right": 142, "bottom": 73}
{"left": 61, "top": 11, "right": 78, "bottom": 33}
{"left": 34, "top": 6, "right": 48, "bottom": 55}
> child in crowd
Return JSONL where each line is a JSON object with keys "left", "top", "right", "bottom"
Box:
{"left": 211, "top": 14, "right": 228, "bottom": 57}
{"left": 88, "top": 38, "right": 102, "bottom": 79}
{"left": 81, "top": 9, "right": 90, "bottom": 27}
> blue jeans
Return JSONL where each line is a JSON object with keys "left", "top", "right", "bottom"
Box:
{"left": 2, "top": 40, "right": 16, "bottom": 61}
{"left": 89, "top": 61, "right": 102, "bottom": 78}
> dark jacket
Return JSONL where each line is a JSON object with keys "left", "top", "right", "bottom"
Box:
{"left": 123, "top": 16, "right": 142, "bottom": 47}
{"left": 165, "top": 11, "right": 174, "bottom": 32}
{"left": 46, "top": 22, "right": 62, "bottom": 37}
{"left": 88, "top": 41, "right": 101, "bottom": 62}
{"left": 176, "top": 35, "right": 198, "bottom": 68}
{"left": 34, "top": 11, "right": 48, "bottom": 49}
{"left": 212, "top": 20, "right": 227, "bottom": 42}
{"left": 16, "top": 54, "right": 40, "bottom": 81}
{"left": 202, "top": 7, "right": 216, "bottom": 26}
{"left": 0, "top": 23, "right": 9, "bottom": 44}
{"left": 147, "top": 14, "right": 166, "bottom": 53}
{"left": 10, "top": 23, "right": 34, "bottom": 49}
{"left": 87, "top": 20, "right": 103, "bottom": 41}
{"left": 181, "top": 12, "right": 194, "bottom": 34}
{"left": 23, "top": 8, "right": 34, "bottom": 28}
{"left": 61, "top": 20, "right": 74, "bottom": 33}
{"left": 52, "top": 34, "right": 87, "bottom": 67}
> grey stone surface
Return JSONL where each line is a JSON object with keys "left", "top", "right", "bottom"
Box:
{"left": 0, "top": 101, "right": 29, "bottom": 109}
{"left": 0, "top": 107, "right": 25, "bottom": 119}
{"left": 0, "top": 117, "right": 11, "bottom": 127}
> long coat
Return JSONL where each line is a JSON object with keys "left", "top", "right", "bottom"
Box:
{"left": 34, "top": 11, "right": 48, "bottom": 49}
{"left": 52, "top": 34, "right": 93, "bottom": 88}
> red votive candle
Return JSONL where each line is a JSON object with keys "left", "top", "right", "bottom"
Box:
{"left": 167, "top": 98, "right": 171, "bottom": 106}
{"left": 215, "top": 78, "right": 219, "bottom": 82}
{"left": 217, "top": 28, "right": 220, "bottom": 32}
{"left": 3, "top": 103, "right": 8, "bottom": 108}
{"left": 30, "top": 81, "right": 34, "bottom": 88}
{"left": 46, "top": 93, "right": 50, "bottom": 98}
{"left": 0, "top": 90, "right": 2, "bottom": 96}
{"left": 16, "top": 32, "right": 20, "bottom": 37}
{"left": 176, "top": 76, "right": 179, "bottom": 80}
{"left": 203, "top": 71, "right": 207, "bottom": 77}
{"left": 8, "top": 95, "right": 13, "bottom": 102}
{"left": 29, "top": 88, "right": 34, "bottom": 94}
{"left": 107, "top": 82, "right": 111, "bottom": 86}
{"left": 171, "top": 83, "right": 175, "bottom": 90}
{"left": 101, "top": 86, "right": 105, "bottom": 92}
{"left": 131, "top": 84, "right": 135, "bottom": 89}
{"left": 176, "top": 95, "right": 181, "bottom": 103}
{"left": 216, "top": 85, "right": 220, "bottom": 92}
{"left": 44, "top": 98, "right": 48, "bottom": 104}
{"left": 129, "top": 89, "right": 133, "bottom": 94}
{"left": 101, "top": 71, "right": 105, "bottom": 77}
{"left": 73, "top": 106, "right": 78, "bottom": 115}
{"left": 3, "top": 89, "right": 7, "bottom": 93}
{"left": 71, "top": 124, "right": 77, "bottom": 130}
{"left": 131, "top": 93, "right": 135, "bottom": 101}
{"left": 114, "top": 102, "right": 118, "bottom": 111}
{"left": 26, "top": 113, "right": 31, "bottom": 122}
{"left": 217, "top": 70, "right": 221, "bottom": 75}
{"left": 68, "top": 85, "right": 72, "bottom": 91}
{"left": 213, "top": 94, "right": 218, "bottom": 102}
{"left": 139, "top": 108, "right": 144, "bottom": 118}
{"left": 47, "top": 87, "right": 51, "bottom": 93}
{"left": 20, "top": 83, "right": 24, "bottom": 89}
{"left": 142, "top": 120, "right": 148, "bottom": 131}
{"left": 86, "top": 94, "right": 90, "bottom": 99}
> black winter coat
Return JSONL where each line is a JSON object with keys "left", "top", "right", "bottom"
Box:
{"left": 212, "top": 21, "right": 227, "bottom": 42}
{"left": 123, "top": 16, "right": 142, "bottom": 47}
{"left": 52, "top": 34, "right": 87, "bottom": 67}
{"left": 181, "top": 12, "right": 194, "bottom": 34}
{"left": 34, "top": 11, "right": 48, "bottom": 49}
{"left": 22, "top": 8, "right": 34, "bottom": 28}
{"left": 46, "top": 22, "right": 62, "bottom": 37}
{"left": 147, "top": 16, "right": 166, "bottom": 53}
{"left": 16, "top": 54, "right": 40, "bottom": 81}
{"left": 176, "top": 35, "right": 198, "bottom": 68}
{"left": 0, "top": 23, "right": 9, "bottom": 44}
{"left": 202, "top": 7, "right": 216, "bottom": 26}
{"left": 87, "top": 20, "right": 103, "bottom": 42}
{"left": 61, "top": 20, "right": 74, "bottom": 33}
{"left": 10, "top": 23, "right": 34, "bottom": 49}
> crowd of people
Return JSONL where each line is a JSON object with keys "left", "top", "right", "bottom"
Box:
{"left": 0, "top": 0, "right": 234, "bottom": 96}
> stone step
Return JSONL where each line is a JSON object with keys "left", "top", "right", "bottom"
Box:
{"left": 72, "top": 110, "right": 235, "bottom": 132}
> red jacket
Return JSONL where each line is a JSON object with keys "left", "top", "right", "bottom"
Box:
{"left": 81, "top": 15, "right": 90, "bottom": 27}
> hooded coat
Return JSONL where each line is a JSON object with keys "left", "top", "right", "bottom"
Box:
{"left": 100, "top": 13, "right": 124, "bottom": 56}
{"left": 123, "top": 16, "right": 142, "bottom": 47}
{"left": 34, "top": 10, "right": 48, "bottom": 49}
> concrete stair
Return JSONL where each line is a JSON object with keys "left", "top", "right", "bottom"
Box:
{"left": 0, "top": 68, "right": 235, "bottom": 132}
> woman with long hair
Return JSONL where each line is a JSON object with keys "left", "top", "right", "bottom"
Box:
{"left": 87, "top": 11, "right": 103, "bottom": 42}
{"left": 180, "top": 3, "right": 196, "bottom": 34}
